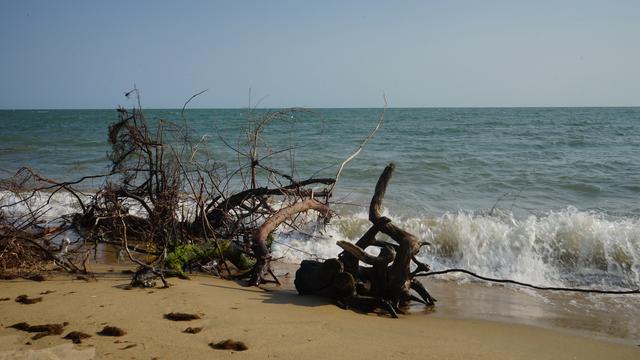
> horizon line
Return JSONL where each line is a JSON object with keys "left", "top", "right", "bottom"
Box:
{"left": 1, "top": 105, "right": 639, "bottom": 111}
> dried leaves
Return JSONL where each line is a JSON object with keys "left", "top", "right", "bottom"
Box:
{"left": 210, "top": 339, "right": 248, "bottom": 351}
{"left": 15, "top": 294, "right": 42, "bottom": 304}
{"left": 8, "top": 322, "right": 67, "bottom": 340}
{"left": 97, "top": 326, "right": 126, "bottom": 337}
{"left": 164, "top": 312, "right": 200, "bottom": 321}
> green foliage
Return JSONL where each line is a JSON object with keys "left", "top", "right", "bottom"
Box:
{"left": 164, "top": 240, "right": 258, "bottom": 274}
{"left": 224, "top": 246, "right": 255, "bottom": 271}
{"left": 266, "top": 232, "right": 275, "bottom": 248}
{"left": 165, "top": 244, "right": 215, "bottom": 276}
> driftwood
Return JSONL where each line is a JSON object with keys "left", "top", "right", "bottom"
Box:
{"left": 294, "top": 163, "right": 436, "bottom": 317}
{"left": 249, "top": 198, "right": 331, "bottom": 286}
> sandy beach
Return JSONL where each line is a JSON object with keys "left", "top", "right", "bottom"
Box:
{"left": 1, "top": 266, "right": 638, "bottom": 360}
{"left": 2, "top": 1, "right": 640, "bottom": 359}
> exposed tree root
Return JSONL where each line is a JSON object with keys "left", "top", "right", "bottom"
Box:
{"left": 295, "top": 164, "right": 436, "bottom": 317}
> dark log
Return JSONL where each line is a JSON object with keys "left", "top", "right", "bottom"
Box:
{"left": 294, "top": 259, "right": 356, "bottom": 300}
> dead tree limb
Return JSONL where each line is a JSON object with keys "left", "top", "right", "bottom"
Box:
{"left": 249, "top": 199, "right": 331, "bottom": 286}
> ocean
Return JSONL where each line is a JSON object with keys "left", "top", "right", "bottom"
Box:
{"left": 1, "top": 107, "right": 640, "bottom": 343}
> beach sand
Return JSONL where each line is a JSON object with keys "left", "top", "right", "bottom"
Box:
{"left": 0, "top": 267, "right": 638, "bottom": 360}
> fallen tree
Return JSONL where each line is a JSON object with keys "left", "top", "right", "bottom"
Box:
{"left": 0, "top": 88, "right": 385, "bottom": 290}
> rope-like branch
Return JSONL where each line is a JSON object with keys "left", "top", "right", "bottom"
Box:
{"left": 417, "top": 268, "right": 640, "bottom": 295}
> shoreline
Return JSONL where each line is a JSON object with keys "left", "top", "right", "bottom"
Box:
{"left": 1, "top": 266, "right": 638, "bottom": 359}
{"left": 414, "top": 277, "right": 640, "bottom": 347}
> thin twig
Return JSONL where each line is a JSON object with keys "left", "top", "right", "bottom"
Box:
{"left": 327, "top": 94, "right": 387, "bottom": 200}
{"left": 181, "top": 89, "right": 208, "bottom": 119}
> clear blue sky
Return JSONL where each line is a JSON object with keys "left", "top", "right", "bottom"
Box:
{"left": 0, "top": 0, "right": 638, "bottom": 109}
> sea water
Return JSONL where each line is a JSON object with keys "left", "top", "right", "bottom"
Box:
{"left": 1, "top": 107, "right": 639, "bottom": 342}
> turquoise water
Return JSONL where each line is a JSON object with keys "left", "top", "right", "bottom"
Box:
{"left": 1, "top": 107, "right": 640, "bottom": 290}
{"left": 1, "top": 107, "right": 640, "bottom": 215}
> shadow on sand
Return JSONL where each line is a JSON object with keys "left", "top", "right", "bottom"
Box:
{"left": 199, "top": 281, "right": 332, "bottom": 308}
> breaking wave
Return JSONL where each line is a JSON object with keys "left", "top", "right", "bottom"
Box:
{"left": 2, "top": 191, "right": 639, "bottom": 291}
{"left": 273, "top": 207, "right": 640, "bottom": 291}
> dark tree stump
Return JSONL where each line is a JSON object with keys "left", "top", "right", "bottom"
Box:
{"left": 294, "top": 259, "right": 356, "bottom": 300}
{"left": 294, "top": 164, "right": 436, "bottom": 317}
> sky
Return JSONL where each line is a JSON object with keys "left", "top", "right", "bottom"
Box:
{"left": 0, "top": 0, "right": 639, "bottom": 109}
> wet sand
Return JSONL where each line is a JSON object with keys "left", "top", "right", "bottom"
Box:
{"left": 418, "top": 278, "right": 640, "bottom": 345}
{"left": 1, "top": 266, "right": 638, "bottom": 359}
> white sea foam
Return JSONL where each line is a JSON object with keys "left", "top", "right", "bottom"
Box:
{"left": 0, "top": 190, "right": 90, "bottom": 223}
{"left": 0, "top": 190, "right": 199, "bottom": 223}
{"left": 3, "top": 190, "right": 639, "bottom": 290}
{"left": 272, "top": 207, "right": 640, "bottom": 291}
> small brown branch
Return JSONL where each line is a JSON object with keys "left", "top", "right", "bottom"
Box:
{"left": 118, "top": 211, "right": 168, "bottom": 288}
